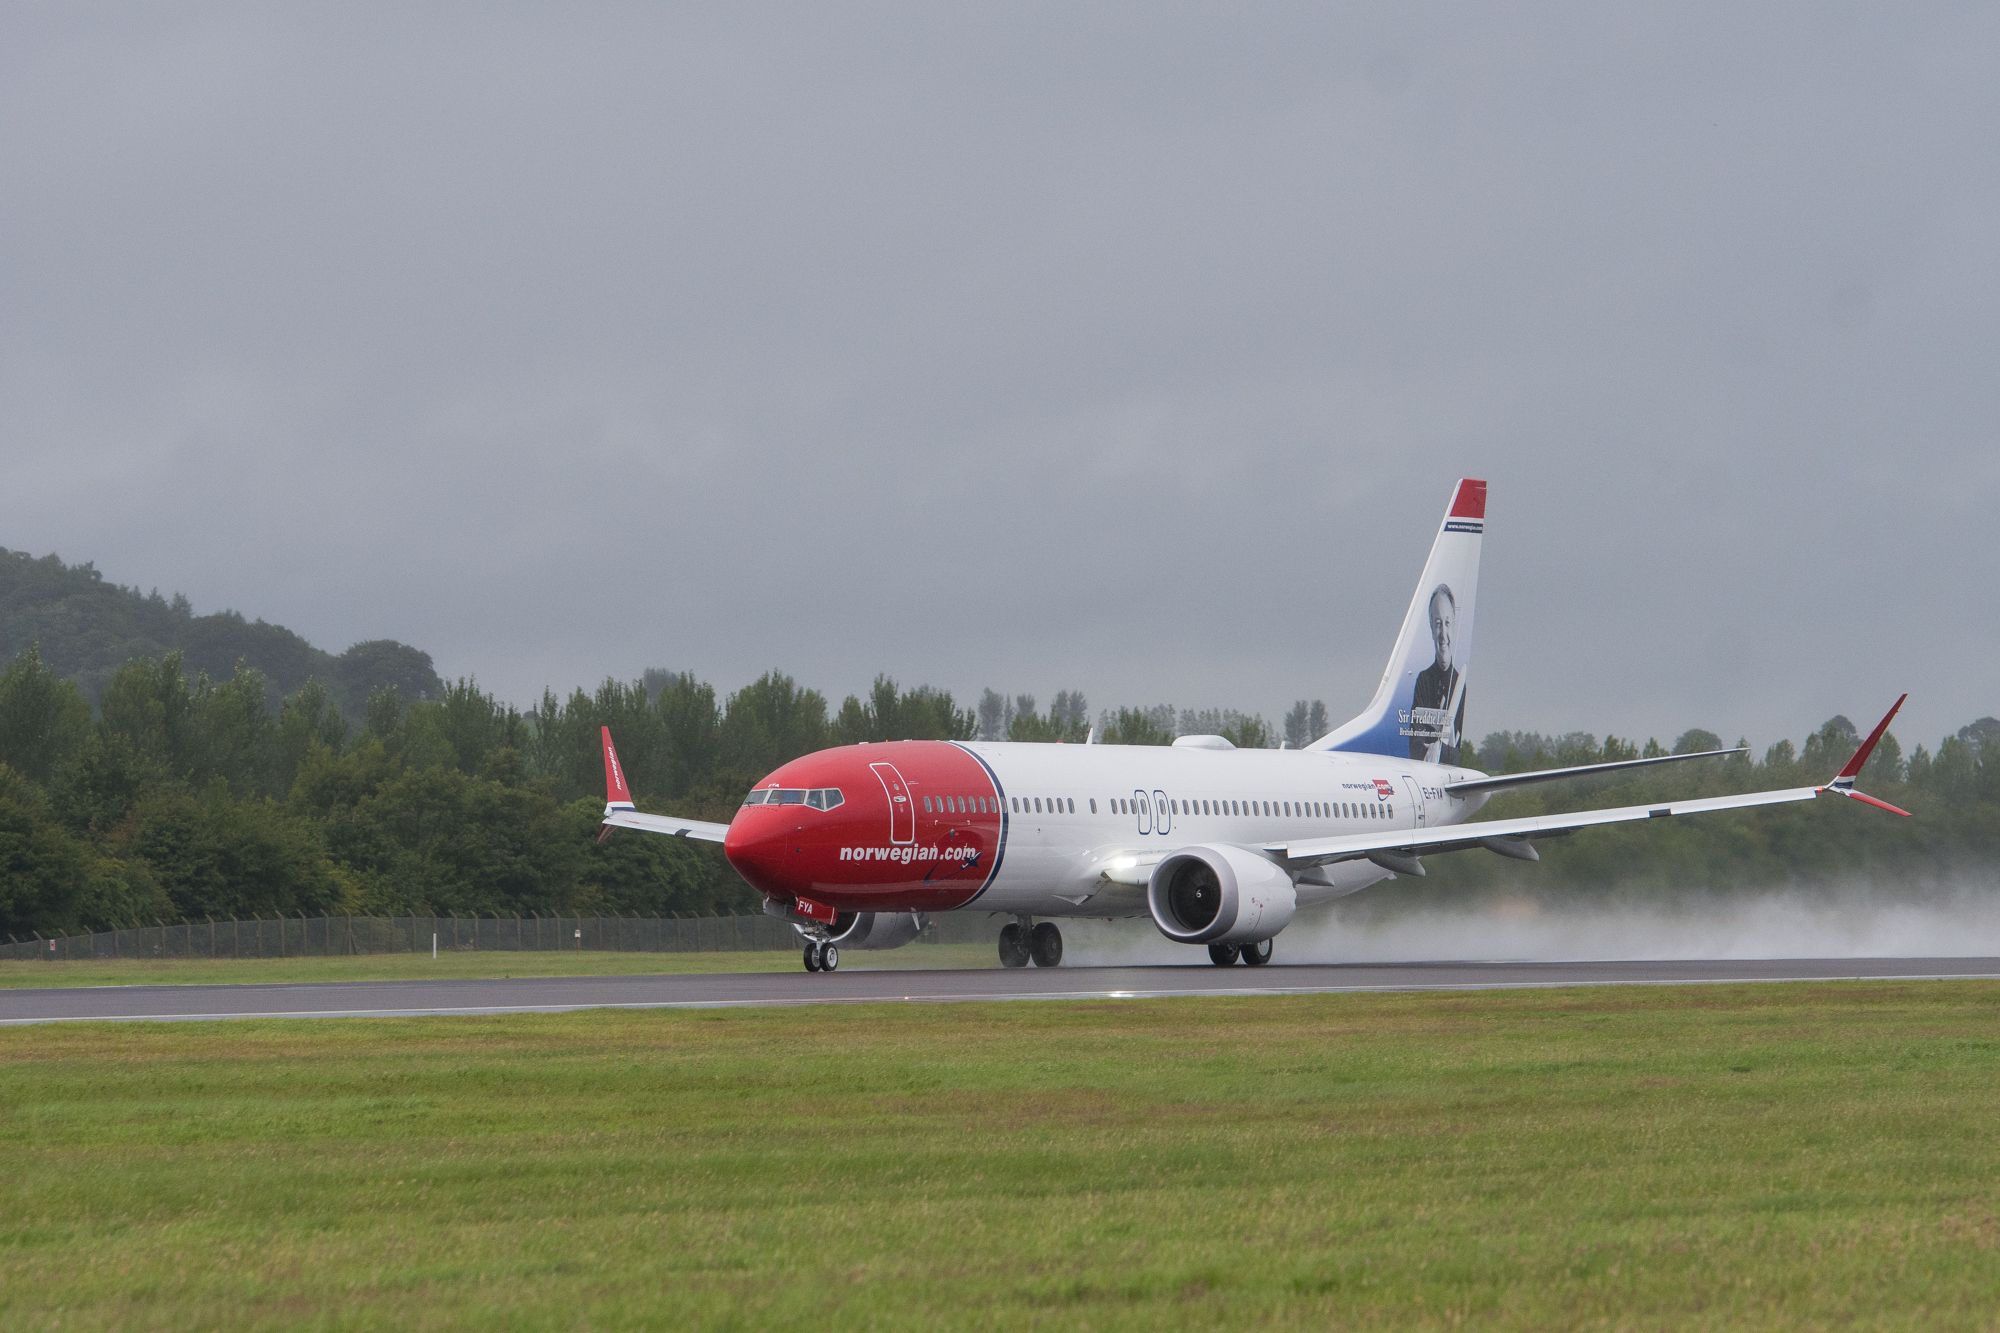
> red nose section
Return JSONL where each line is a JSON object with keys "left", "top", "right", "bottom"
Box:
{"left": 722, "top": 816, "right": 800, "bottom": 899}
{"left": 722, "top": 742, "right": 1006, "bottom": 913}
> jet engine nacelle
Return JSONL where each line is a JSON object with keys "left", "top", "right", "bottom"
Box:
{"left": 1147, "top": 844, "right": 1298, "bottom": 946}
{"left": 794, "top": 910, "right": 927, "bottom": 950}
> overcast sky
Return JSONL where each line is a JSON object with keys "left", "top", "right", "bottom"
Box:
{"left": 4, "top": 3, "right": 1995, "bottom": 753}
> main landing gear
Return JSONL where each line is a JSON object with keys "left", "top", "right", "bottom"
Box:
{"left": 1208, "top": 939, "right": 1274, "bottom": 967}
{"left": 998, "top": 918, "right": 1064, "bottom": 968}
{"left": 801, "top": 940, "right": 840, "bottom": 973}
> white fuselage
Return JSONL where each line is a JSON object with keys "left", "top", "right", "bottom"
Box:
{"left": 962, "top": 740, "right": 1492, "bottom": 917}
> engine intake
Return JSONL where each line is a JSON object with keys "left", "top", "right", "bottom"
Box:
{"left": 1147, "top": 844, "right": 1297, "bottom": 946}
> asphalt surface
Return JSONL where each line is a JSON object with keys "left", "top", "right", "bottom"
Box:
{"left": 3, "top": 957, "right": 1999, "bottom": 1025}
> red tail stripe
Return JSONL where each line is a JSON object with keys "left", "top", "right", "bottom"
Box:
{"left": 1449, "top": 478, "right": 1488, "bottom": 520}
{"left": 1837, "top": 693, "right": 1907, "bottom": 781}
{"left": 601, "top": 726, "right": 634, "bottom": 804}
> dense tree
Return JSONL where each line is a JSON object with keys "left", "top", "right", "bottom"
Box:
{"left": 976, "top": 688, "right": 1010, "bottom": 741}
{"left": 832, "top": 677, "right": 975, "bottom": 745}
{"left": 0, "top": 644, "right": 91, "bottom": 785}
{"left": 719, "top": 672, "right": 828, "bottom": 777}
{"left": 3, "top": 623, "right": 1998, "bottom": 939}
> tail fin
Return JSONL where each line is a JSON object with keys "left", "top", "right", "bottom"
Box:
{"left": 601, "top": 726, "right": 635, "bottom": 812}
{"left": 1314, "top": 478, "right": 1486, "bottom": 764}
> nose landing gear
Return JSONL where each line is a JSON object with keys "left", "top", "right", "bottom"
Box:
{"left": 998, "top": 918, "right": 1064, "bottom": 968}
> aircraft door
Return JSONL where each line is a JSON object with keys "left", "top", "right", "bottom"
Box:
{"left": 871, "top": 763, "right": 915, "bottom": 845}
{"left": 1132, "top": 789, "right": 1152, "bottom": 835}
{"left": 1153, "top": 790, "right": 1172, "bottom": 837}
{"left": 1398, "top": 775, "right": 1427, "bottom": 828}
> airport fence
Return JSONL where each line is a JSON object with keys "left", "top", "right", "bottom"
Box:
{"left": 0, "top": 911, "right": 993, "bottom": 962}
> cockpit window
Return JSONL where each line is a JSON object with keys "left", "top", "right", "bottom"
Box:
{"left": 743, "top": 786, "right": 843, "bottom": 810}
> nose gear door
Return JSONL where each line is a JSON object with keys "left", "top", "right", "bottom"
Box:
{"left": 871, "top": 762, "right": 916, "bottom": 845}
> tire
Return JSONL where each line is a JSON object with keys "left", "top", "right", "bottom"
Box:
{"left": 820, "top": 944, "right": 839, "bottom": 973}
{"left": 1241, "top": 939, "right": 1273, "bottom": 967}
{"left": 1207, "top": 943, "right": 1241, "bottom": 967}
{"left": 803, "top": 944, "right": 821, "bottom": 972}
{"left": 998, "top": 923, "right": 1030, "bottom": 968}
{"left": 1029, "top": 922, "right": 1064, "bottom": 968}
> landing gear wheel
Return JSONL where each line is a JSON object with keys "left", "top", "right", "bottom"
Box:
{"left": 803, "top": 943, "right": 822, "bottom": 972}
{"left": 1207, "top": 943, "right": 1241, "bottom": 967}
{"left": 998, "top": 923, "right": 1031, "bottom": 969}
{"left": 1028, "top": 922, "right": 1064, "bottom": 968}
{"left": 1240, "top": 939, "right": 1273, "bottom": 967}
{"left": 819, "top": 943, "right": 839, "bottom": 973}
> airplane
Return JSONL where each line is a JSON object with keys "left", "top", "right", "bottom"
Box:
{"left": 598, "top": 478, "right": 1909, "bottom": 973}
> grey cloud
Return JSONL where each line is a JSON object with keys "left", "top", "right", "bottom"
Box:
{"left": 3, "top": 3, "right": 1995, "bottom": 752}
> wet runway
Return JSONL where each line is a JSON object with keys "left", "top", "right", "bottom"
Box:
{"left": 4, "top": 957, "right": 1999, "bottom": 1025}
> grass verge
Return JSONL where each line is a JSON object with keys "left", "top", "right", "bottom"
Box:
{"left": 4, "top": 982, "right": 1998, "bottom": 1329}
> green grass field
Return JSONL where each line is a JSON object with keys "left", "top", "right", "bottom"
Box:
{"left": 0, "top": 944, "right": 996, "bottom": 989}
{"left": 5, "top": 982, "right": 1999, "bottom": 1330}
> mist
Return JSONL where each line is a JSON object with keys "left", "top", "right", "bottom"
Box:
{"left": 1053, "top": 879, "right": 2000, "bottom": 968}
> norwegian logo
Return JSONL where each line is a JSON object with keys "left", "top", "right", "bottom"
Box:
{"left": 1373, "top": 778, "right": 1394, "bottom": 799}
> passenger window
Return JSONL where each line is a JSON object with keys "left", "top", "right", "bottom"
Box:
{"left": 1089, "top": 799, "right": 1097, "bottom": 814}
{"left": 1067, "top": 798, "right": 1075, "bottom": 814}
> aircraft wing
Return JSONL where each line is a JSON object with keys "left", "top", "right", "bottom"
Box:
{"left": 1266, "top": 784, "right": 1822, "bottom": 869}
{"left": 1270, "top": 695, "right": 1911, "bottom": 873}
{"left": 1443, "top": 745, "right": 1745, "bottom": 795}
{"left": 600, "top": 809, "right": 730, "bottom": 843}
{"left": 596, "top": 727, "right": 731, "bottom": 844}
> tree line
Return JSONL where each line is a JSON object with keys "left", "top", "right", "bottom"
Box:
{"left": 0, "top": 642, "right": 1993, "bottom": 940}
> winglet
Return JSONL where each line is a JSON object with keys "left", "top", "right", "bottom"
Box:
{"left": 602, "top": 726, "right": 635, "bottom": 812}
{"left": 1819, "top": 694, "right": 1912, "bottom": 817}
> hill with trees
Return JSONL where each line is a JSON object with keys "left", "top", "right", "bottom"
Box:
{"left": 0, "top": 548, "right": 441, "bottom": 721}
